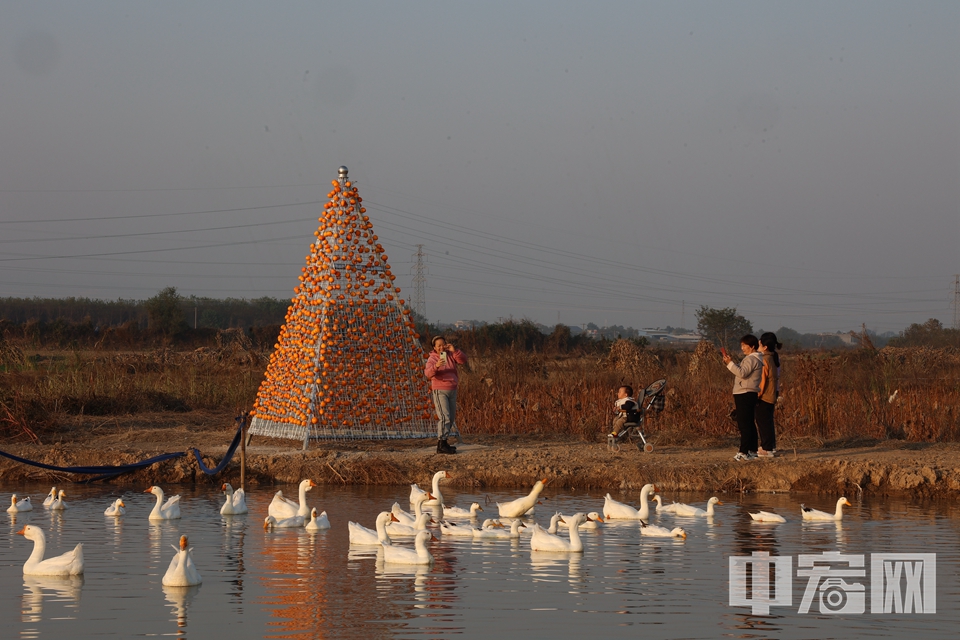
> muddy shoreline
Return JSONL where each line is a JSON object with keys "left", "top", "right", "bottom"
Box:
{"left": 2, "top": 419, "right": 958, "bottom": 497}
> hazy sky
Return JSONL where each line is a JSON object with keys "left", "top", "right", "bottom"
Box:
{"left": 1, "top": 2, "right": 957, "bottom": 334}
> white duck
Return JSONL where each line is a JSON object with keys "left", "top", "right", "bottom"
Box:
{"left": 750, "top": 511, "right": 787, "bottom": 523}
{"left": 162, "top": 535, "right": 202, "bottom": 587}
{"left": 220, "top": 483, "right": 248, "bottom": 515}
{"left": 669, "top": 497, "right": 723, "bottom": 517}
{"left": 558, "top": 511, "right": 605, "bottom": 530}
{"left": 7, "top": 495, "right": 33, "bottom": 513}
{"left": 801, "top": 497, "right": 851, "bottom": 521}
{"left": 386, "top": 512, "right": 433, "bottom": 537}
{"left": 639, "top": 521, "right": 687, "bottom": 539}
{"left": 42, "top": 487, "right": 57, "bottom": 507}
{"left": 382, "top": 529, "right": 436, "bottom": 565}
{"left": 529, "top": 513, "right": 590, "bottom": 552}
{"left": 442, "top": 502, "right": 483, "bottom": 519}
{"left": 603, "top": 484, "right": 657, "bottom": 520}
{"left": 104, "top": 499, "right": 126, "bottom": 517}
{"left": 268, "top": 479, "right": 316, "bottom": 520}
{"left": 145, "top": 486, "right": 181, "bottom": 520}
{"left": 349, "top": 511, "right": 398, "bottom": 546}
{"left": 263, "top": 514, "right": 305, "bottom": 529}
{"left": 306, "top": 508, "right": 331, "bottom": 531}
{"left": 497, "top": 478, "right": 550, "bottom": 518}
{"left": 473, "top": 518, "right": 526, "bottom": 540}
{"left": 410, "top": 471, "right": 451, "bottom": 507}
{"left": 50, "top": 490, "right": 68, "bottom": 511}
{"left": 16, "top": 525, "right": 84, "bottom": 576}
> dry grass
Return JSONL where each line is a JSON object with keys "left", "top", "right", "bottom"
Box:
{"left": 2, "top": 339, "right": 959, "bottom": 446}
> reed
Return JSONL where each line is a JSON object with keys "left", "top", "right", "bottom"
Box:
{"left": 2, "top": 339, "right": 959, "bottom": 447}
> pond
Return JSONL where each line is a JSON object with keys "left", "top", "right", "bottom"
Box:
{"left": 1, "top": 482, "right": 957, "bottom": 638}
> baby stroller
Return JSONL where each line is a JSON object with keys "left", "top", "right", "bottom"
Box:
{"left": 607, "top": 378, "right": 667, "bottom": 453}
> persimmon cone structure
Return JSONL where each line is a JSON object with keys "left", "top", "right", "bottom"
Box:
{"left": 248, "top": 166, "right": 433, "bottom": 448}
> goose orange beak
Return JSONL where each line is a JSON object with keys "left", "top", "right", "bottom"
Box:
{"left": 308, "top": 480, "right": 317, "bottom": 487}
{"left": 390, "top": 513, "right": 400, "bottom": 522}
{"left": 118, "top": 501, "right": 125, "bottom": 508}
{"left": 180, "top": 535, "right": 188, "bottom": 550}
{"left": 143, "top": 487, "right": 154, "bottom": 493}
{"left": 16, "top": 526, "right": 27, "bottom": 536}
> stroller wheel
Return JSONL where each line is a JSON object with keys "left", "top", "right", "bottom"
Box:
{"left": 644, "top": 442, "right": 654, "bottom": 453}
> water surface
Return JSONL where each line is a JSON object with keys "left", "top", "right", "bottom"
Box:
{"left": 1, "top": 483, "right": 957, "bottom": 638}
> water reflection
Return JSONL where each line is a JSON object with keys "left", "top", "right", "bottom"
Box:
{"left": 163, "top": 584, "right": 200, "bottom": 632}
{"left": 530, "top": 551, "right": 583, "bottom": 584}
{"left": 21, "top": 575, "right": 83, "bottom": 622}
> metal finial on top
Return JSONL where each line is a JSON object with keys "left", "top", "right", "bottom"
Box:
{"left": 338, "top": 166, "right": 349, "bottom": 177}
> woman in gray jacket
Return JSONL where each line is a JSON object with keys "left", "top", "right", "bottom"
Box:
{"left": 723, "top": 334, "right": 763, "bottom": 461}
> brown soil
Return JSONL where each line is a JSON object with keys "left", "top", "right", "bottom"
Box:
{"left": 2, "top": 412, "right": 958, "bottom": 497}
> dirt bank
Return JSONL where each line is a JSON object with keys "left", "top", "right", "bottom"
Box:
{"left": 1, "top": 413, "right": 958, "bottom": 497}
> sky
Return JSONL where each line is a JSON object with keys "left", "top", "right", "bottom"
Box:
{"left": 1, "top": 1, "right": 958, "bottom": 334}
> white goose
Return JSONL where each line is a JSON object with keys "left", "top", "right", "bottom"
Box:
{"left": 669, "top": 497, "right": 723, "bottom": 517}
{"left": 145, "top": 486, "right": 181, "bottom": 520}
{"left": 306, "top": 508, "right": 331, "bottom": 531}
{"left": 382, "top": 529, "right": 436, "bottom": 565}
{"left": 801, "top": 497, "right": 851, "bottom": 521}
{"left": 104, "top": 499, "right": 126, "bottom": 517}
{"left": 220, "top": 483, "right": 248, "bottom": 515}
{"left": 7, "top": 495, "right": 33, "bottom": 513}
{"left": 558, "top": 511, "right": 605, "bottom": 530}
{"left": 750, "top": 511, "right": 787, "bottom": 523}
{"left": 162, "top": 535, "right": 202, "bottom": 587}
{"left": 392, "top": 491, "right": 434, "bottom": 527}
{"left": 439, "top": 518, "right": 501, "bottom": 538}
{"left": 497, "top": 478, "right": 549, "bottom": 518}
{"left": 16, "top": 525, "right": 84, "bottom": 576}
{"left": 349, "top": 511, "right": 398, "bottom": 546}
{"left": 50, "top": 490, "right": 68, "bottom": 511}
{"left": 410, "top": 471, "right": 451, "bottom": 507}
{"left": 529, "top": 513, "right": 590, "bottom": 552}
{"left": 386, "top": 512, "right": 433, "bottom": 537}
{"left": 268, "top": 479, "right": 316, "bottom": 520}
{"left": 639, "top": 521, "right": 687, "bottom": 539}
{"left": 473, "top": 518, "right": 526, "bottom": 540}
{"left": 42, "top": 487, "right": 57, "bottom": 507}
{"left": 263, "top": 514, "right": 305, "bottom": 529}
{"left": 519, "top": 512, "right": 561, "bottom": 536}
{"left": 603, "top": 484, "right": 657, "bottom": 520}
{"left": 442, "top": 502, "right": 483, "bottom": 519}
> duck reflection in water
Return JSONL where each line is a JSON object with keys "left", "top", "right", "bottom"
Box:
{"left": 530, "top": 551, "right": 583, "bottom": 585}
{"left": 22, "top": 575, "right": 84, "bottom": 623}
{"left": 163, "top": 584, "right": 201, "bottom": 631}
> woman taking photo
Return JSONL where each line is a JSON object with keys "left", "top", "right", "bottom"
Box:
{"left": 723, "top": 334, "right": 763, "bottom": 461}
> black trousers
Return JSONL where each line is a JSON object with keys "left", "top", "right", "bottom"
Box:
{"left": 756, "top": 400, "right": 776, "bottom": 451}
{"left": 734, "top": 392, "right": 759, "bottom": 454}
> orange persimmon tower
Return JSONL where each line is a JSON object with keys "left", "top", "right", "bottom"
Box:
{"left": 248, "top": 166, "right": 433, "bottom": 448}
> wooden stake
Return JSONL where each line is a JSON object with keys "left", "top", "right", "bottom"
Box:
{"left": 239, "top": 414, "right": 247, "bottom": 492}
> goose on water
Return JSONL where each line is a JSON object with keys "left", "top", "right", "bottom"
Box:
{"left": 410, "top": 471, "right": 451, "bottom": 507}
{"left": 104, "top": 499, "right": 126, "bottom": 517}
{"left": 801, "top": 497, "right": 851, "bottom": 522}
{"left": 439, "top": 518, "right": 501, "bottom": 538}
{"left": 664, "top": 497, "right": 723, "bottom": 517}
{"left": 392, "top": 491, "right": 434, "bottom": 527}
{"left": 220, "top": 483, "right": 248, "bottom": 515}
{"left": 442, "top": 502, "right": 483, "bottom": 519}
{"left": 7, "top": 495, "right": 33, "bottom": 513}
{"left": 162, "top": 535, "right": 202, "bottom": 587}
{"left": 382, "top": 529, "right": 437, "bottom": 565}
{"left": 639, "top": 521, "right": 687, "bottom": 539}
{"left": 263, "top": 514, "right": 305, "bottom": 529}
{"left": 557, "top": 511, "right": 604, "bottom": 530}
{"left": 16, "top": 525, "right": 84, "bottom": 576}
{"left": 528, "top": 513, "right": 591, "bottom": 552}
{"left": 306, "top": 508, "right": 331, "bottom": 531}
{"left": 145, "top": 486, "right": 181, "bottom": 520}
{"left": 49, "top": 490, "right": 68, "bottom": 511}
{"left": 473, "top": 518, "right": 526, "bottom": 540}
{"left": 349, "top": 511, "right": 398, "bottom": 546}
{"left": 749, "top": 511, "right": 787, "bottom": 523}
{"left": 268, "top": 479, "right": 316, "bottom": 520}
{"left": 386, "top": 512, "right": 433, "bottom": 537}
{"left": 42, "top": 487, "right": 57, "bottom": 508}
{"left": 497, "top": 478, "right": 549, "bottom": 518}
{"left": 603, "top": 484, "right": 657, "bottom": 520}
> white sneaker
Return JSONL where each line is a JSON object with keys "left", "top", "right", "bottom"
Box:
{"left": 733, "top": 452, "right": 748, "bottom": 461}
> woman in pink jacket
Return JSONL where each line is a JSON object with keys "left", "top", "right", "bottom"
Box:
{"left": 424, "top": 336, "right": 468, "bottom": 454}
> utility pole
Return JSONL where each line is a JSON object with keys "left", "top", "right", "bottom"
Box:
{"left": 411, "top": 245, "right": 427, "bottom": 319}
{"left": 953, "top": 274, "right": 960, "bottom": 330}
{"left": 681, "top": 300, "right": 685, "bottom": 331}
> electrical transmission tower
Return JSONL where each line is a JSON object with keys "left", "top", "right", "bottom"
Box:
{"left": 412, "top": 245, "right": 427, "bottom": 319}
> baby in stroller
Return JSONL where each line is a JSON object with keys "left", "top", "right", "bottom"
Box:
{"left": 609, "top": 385, "right": 640, "bottom": 438}
{"left": 607, "top": 379, "right": 667, "bottom": 452}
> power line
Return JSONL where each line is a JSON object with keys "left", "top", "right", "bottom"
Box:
{"left": 411, "top": 245, "right": 427, "bottom": 319}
